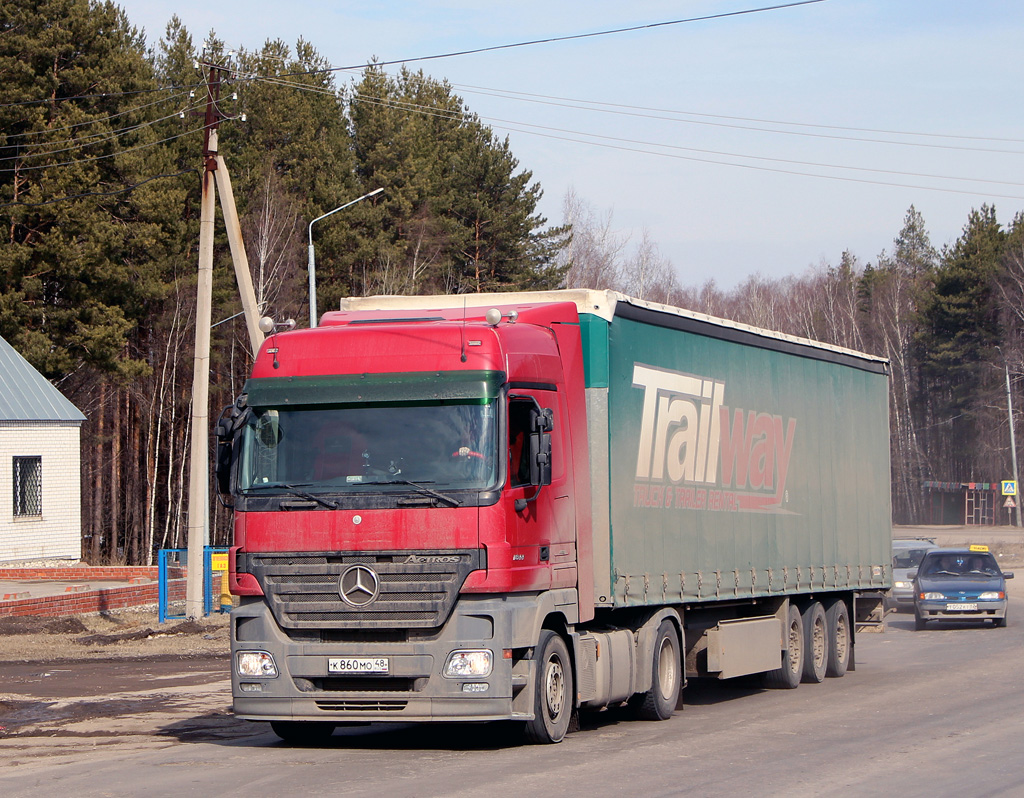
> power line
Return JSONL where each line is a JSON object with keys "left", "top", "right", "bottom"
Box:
{"left": 273, "top": 1, "right": 829, "bottom": 77}
{"left": 447, "top": 83, "right": 1024, "bottom": 154}
{"left": 0, "top": 83, "right": 190, "bottom": 109}
{"left": 1, "top": 86, "right": 201, "bottom": 142}
{"left": 0, "top": 168, "right": 197, "bottom": 209}
{"left": 0, "top": 100, "right": 208, "bottom": 163}
{"left": 0, "top": 122, "right": 210, "bottom": 173}
{"left": 253, "top": 74, "right": 1024, "bottom": 198}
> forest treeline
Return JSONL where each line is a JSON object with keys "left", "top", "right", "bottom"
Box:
{"left": 3, "top": 1, "right": 1023, "bottom": 563}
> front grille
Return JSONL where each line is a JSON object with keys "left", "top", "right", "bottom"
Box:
{"left": 247, "top": 550, "right": 482, "bottom": 630}
{"left": 316, "top": 700, "right": 408, "bottom": 712}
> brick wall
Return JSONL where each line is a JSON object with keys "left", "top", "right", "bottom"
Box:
{"left": 0, "top": 421, "right": 83, "bottom": 562}
{"left": 0, "top": 578, "right": 187, "bottom": 618}
{"left": 0, "top": 566, "right": 165, "bottom": 580}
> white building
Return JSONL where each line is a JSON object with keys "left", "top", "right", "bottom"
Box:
{"left": 0, "top": 335, "right": 86, "bottom": 563}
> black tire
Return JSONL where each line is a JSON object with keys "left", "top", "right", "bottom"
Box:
{"left": 800, "top": 602, "right": 828, "bottom": 684}
{"left": 993, "top": 614, "right": 1007, "bottom": 628}
{"left": 763, "top": 603, "right": 804, "bottom": 689}
{"left": 270, "top": 720, "right": 336, "bottom": 744}
{"left": 824, "top": 598, "right": 851, "bottom": 678}
{"left": 914, "top": 610, "right": 927, "bottom": 631}
{"left": 630, "top": 619, "right": 681, "bottom": 720}
{"left": 525, "top": 630, "right": 574, "bottom": 744}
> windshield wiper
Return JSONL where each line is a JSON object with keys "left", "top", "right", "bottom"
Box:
{"left": 361, "top": 479, "right": 462, "bottom": 508}
{"left": 244, "top": 482, "right": 339, "bottom": 509}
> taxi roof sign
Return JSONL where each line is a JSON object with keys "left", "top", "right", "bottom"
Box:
{"left": 969, "top": 544, "right": 990, "bottom": 552}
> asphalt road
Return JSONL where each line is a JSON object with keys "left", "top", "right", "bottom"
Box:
{"left": 3, "top": 596, "right": 1023, "bottom": 798}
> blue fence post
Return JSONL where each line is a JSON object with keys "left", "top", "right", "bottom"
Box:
{"left": 158, "top": 549, "right": 188, "bottom": 623}
{"left": 158, "top": 549, "right": 168, "bottom": 624}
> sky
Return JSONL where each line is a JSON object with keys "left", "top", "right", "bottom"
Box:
{"left": 117, "top": 0, "right": 1024, "bottom": 290}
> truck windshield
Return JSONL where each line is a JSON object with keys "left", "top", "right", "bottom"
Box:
{"left": 238, "top": 400, "right": 497, "bottom": 494}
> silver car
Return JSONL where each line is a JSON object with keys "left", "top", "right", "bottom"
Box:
{"left": 888, "top": 538, "right": 938, "bottom": 611}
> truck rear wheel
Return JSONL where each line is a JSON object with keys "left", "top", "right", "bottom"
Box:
{"left": 762, "top": 603, "right": 804, "bottom": 689}
{"left": 270, "top": 720, "right": 336, "bottom": 744}
{"left": 525, "top": 630, "right": 574, "bottom": 744}
{"left": 630, "top": 619, "right": 681, "bottom": 720}
{"left": 824, "top": 598, "right": 851, "bottom": 677}
{"left": 800, "top": 601, "right": 828, "bottom": 683}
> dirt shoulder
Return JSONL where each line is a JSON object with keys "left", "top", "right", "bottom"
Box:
{"left": 0, "top": 606, "right": 230, "bottom": 663}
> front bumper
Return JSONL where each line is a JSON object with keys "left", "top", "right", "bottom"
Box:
{"left": 230, "top": 592, "right": 564, "bottom": 724}
{"left": 887, "top": 587, "right": 915, "bottom": 610}
{"left": 915, "top": 599, "right": 1007, "bottom": 622}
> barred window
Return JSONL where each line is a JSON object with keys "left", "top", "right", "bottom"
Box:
{"left": 13, "top": 456, "right": 42, "bottom": 517}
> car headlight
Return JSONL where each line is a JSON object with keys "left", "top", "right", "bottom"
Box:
{"left": 979, "top": 591, "right": 1005, "bottom": 600}
{"left": 893, "top": 580, "right": 912, "bottom": 589}
{"left": 922, "top": 592, "right": 944, "bottom": 600}
{"left": 236, "top": 651, "right": 279, "bottom": 678}
{"left": 443, "top": 649, "right": 493, "bottom": 678}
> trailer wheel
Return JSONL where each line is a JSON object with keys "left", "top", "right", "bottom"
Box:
{"left": 630, "top": 619, "right": 681, "bottom": 720}
{"left": 763, "top": 603, "right": 804, "bottom": 689}
{"left": 824, "top": 598, "right": 851, "bottom": 677}
{"left": 270, "top": 721, "right": 336, "bottom": 744}
{"left": 525, "top": 630, "right": 574, "bottom": 744}
{"left": 801, "top": 602, "right": 828, "bottom": 683}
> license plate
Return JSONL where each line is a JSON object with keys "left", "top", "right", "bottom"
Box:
{"left": 328, "top": 657, "right": 389, "bottom": 674}
{"left": 945, "top": 603, "right": 978, "bottom": 612}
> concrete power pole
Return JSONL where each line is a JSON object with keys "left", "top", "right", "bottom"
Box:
{"left": 185, "top": 64, "right": 223, "bottom": 619}
{"left": 184, "top": 61, "right": 267, "bottom": 619}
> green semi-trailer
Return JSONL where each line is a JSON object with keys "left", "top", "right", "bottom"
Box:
{"left": 224, "top": 289, "right": 891, "bottom": 743}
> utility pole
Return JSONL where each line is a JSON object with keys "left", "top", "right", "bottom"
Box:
{"left": 185, "top": 63, "right": 222, "bottom": 619}
{"left": 1005, "top": 362, "right": 1021, "bottom": 527}
{"left": 185, "top": 62, "right": 266, "bottom": 618}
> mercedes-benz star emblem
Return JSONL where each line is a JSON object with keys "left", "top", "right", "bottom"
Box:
{"left": 339, "top": 564, "right": 381, "bottom": 607}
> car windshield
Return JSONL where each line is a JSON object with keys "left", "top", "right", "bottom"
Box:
{"left": 919, "top": 553, "right": 1001, "bottom": 577}
{"left": 893, "top": 548, "right": 933, "bottom": 569}
{"left": 238, "top": 400, "right": 498, "bottom": 493}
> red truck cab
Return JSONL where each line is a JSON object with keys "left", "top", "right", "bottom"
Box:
{"left": 221, "top": 300, "right": 592, "bottom": 743}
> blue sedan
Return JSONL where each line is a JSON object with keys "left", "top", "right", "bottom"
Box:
{"left": 912, "top": 546, "right": 1014, "bottom": 630}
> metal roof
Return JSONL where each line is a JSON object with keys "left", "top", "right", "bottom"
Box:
{"left": 0, "top": 335, "right": 86, "bottom": 423}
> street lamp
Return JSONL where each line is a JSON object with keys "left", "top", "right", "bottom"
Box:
{"left": 307, "top": 187, "right": 383, "bottom": 328}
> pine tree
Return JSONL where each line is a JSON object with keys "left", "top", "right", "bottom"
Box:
{"left": 0, "top": 0, "right": 161, "bottom": 378}
{"left": 917, "top": 205, "right": 1007, "bottom": 477}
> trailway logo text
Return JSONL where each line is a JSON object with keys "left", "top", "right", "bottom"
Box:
{"left": 632, "top": 364, "right": 797, "bottom": 513}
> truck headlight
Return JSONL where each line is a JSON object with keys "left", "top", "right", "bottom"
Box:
{"left": 979, "top": 591, "right": 1004, "bottom": 600}
{"left": 236, "top": 651, "right": 279, "bottom": 678}
{"left": 443, "top": 650, "right": 493, "bottom": 678}
{"left": 922, "top": 592, "right": 944, "bottom": 600}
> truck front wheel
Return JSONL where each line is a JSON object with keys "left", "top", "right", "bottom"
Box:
{"left": 630, "top": 619, "right": 681, "bottom": 720}
{"left": 525, "top": 630, "right": 574, "bottom": 744}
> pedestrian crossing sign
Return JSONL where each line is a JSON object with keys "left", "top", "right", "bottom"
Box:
{"left": 1002, "top": 480, "right": 1017, "bottom": 496}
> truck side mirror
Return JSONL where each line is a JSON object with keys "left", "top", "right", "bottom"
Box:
{"left": 528, "top": 408, "right": 553, "bottom": 487}
{"left": 515, "top": 405, "right": 554, "bottom": 512}
{"left": 215, "top": 395, "right": 248, "bottom": 497}
{"left": 215, "top": 415, "right": 234, "bottom": 496}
